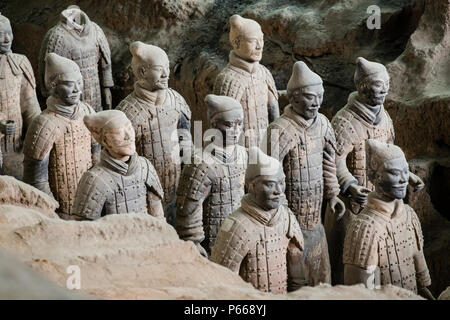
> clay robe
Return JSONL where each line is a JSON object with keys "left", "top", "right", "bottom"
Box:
{"left": 23, "top": 53, "right": 98, "bottom": 220}
{"left": 117, "top": 41, "right": 191, "bottom": 226}
{"left": 265, "top": 62, "right": 344, "bottom": 286}
{"left": 211, "top": 148, "right": 304, "bottom": 294}
{"left": 213, "top": 14, "right": 279, "bottom": 148}
{"left": 325, "top": 57, "right": 423, "bottom": 285}
{"left": 176, "top": 94, "right": 247, "bottom": 256}
{"left": 0, "top": 13, "right": 40, "bottom": 177}
{"left": 343, "top": 140, "right": 431, "bottom": 295}
{"left": 39, "top": 5, "right": 113, "bottom": 111}
{"left": 72, "top": 110, "right": 164, "bottom": 220}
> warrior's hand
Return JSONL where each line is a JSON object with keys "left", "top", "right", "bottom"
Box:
{"left": 329, "top": 196, "right": 345, "bottom": 221}
{"left": 419, "top": 287, "right": 435, "bottom": 300}
{"left": 103, "top": 87, "right": 112, "bottom": 110}
{"left": 195, "top": 242, "right": 208, "bottom": 258}
{"left": 348, "top": 184, "right": 371, "bottom": 206}
{"left": 409, "top": 172, "right": 425, "bottom": 193}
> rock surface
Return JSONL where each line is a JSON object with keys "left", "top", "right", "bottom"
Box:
{"left": 0, "top": 176, "right": 422, "bottom": 300}
{"left": 0, "top": 0, "right": 448, "bottom": 297}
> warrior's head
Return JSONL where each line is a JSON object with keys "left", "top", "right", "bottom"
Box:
{"left": 205, "top": 94, "right": 243, "bottom": 148}
{"left": 366, "top": 139, "right": 409, "bottom": 200}
{"left": 287, "top": 61, "right": 324, "bottom": 120}
{"left": 45, "top": 52, "right": 83, "bottom": 106}
{"left": 130, "top": 41, "right": 169, "bottom": 92}
{"left": 246, "top": 147, "right": 285, "bottom": 211}
{"left": 0, "top": 13, "right": 13, "bottom": 54}
{"left": 84, "top": 110, "right": 135, "bottom": 162}
{"left": 229, "top": 14, "right": 264, "bottom": 63}
{"left": 354, "top": 57, "right": 390, "bottom": 107}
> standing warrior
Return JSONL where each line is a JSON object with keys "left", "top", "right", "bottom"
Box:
{"left": 39, "top": 5, "right": 113, "bottom": 111}
{"left": 343, "top": 139, "right": 434, "bottom": 299}
{"left": 211, "top": 147, "right": 304, "bottom": 294}
{"left": 117, "top": 41, "right": 191, "bottom": 226}
{"left": 326, "top": 57, "right": 424, "bottom": 284}
{"left": 265, "top": 61, "right": 345, "bottom": 286}
{"left": 0, "top": 13, "right": 41, "bottom": 177}
{"left": 176, "top": 94, "right": 247, "bottom": 257}
{"left": 23, "top": 53, "right": 99, "bottom": 220}
{"left": 214, "top": 14, "right": 279, "bottom": 148}
{"left": 72, "top": 110, "right": 164, "bottom": 220}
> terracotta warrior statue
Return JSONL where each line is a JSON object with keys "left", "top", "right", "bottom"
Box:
{"left": 117, "top": 41, "right": 191, "bottom": 226}
{"left": 72, "top": 110, "right": 164, "bottom": 220}
{"left": 214, "top": 14, "right": 279, "bottom": 148}
{"left": 265, "top": 61, "right": 345, "bottom": 286}
{"left": 211, "top": 147, "right": 304, "bottom": 294}
{"left": 326, "top": 57, "right": 425, "bottom": 284}
{"left": 23, "top": 52, "right": 99, "bottom": 220}
{"left": 39, "top": 5, "right": 113, "bottom": 111}
{"left": 343, "top": 139, "right": 434, "bottom": 300}
{"left": 176, "top": 94, "right": 247, "bottom": 257}
{"left": 0, "top": 13, "right": 41, "bottom": 177}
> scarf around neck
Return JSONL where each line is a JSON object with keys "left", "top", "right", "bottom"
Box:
{"left": 347, "top": 91, "right": 383, "bottom": 125}
{"left": 134, "top": 82, "right": 166, "bottom": 107}
{"left": 229, "top": 50, "right": 260, "bottom": 74}
{"left": 365, "top": 191, "right": 404, "bottom": 220}
{"left": 284, "top": 105, "right": 318, "bottom": 130}
{"left": 100, "top": 149, "right": 139, "bottom": 176}
{"left": 0, "top": 53, "right": 21, "bottom": 79}
{"left": 241, "top": 194, "right": 281, "bottom": 226}
{"left": 46, "top": 96, "right": 83, "bottom": 120}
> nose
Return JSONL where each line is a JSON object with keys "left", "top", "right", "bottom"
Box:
{"left": 256, "top": 39, "right": 263, "bottom": 49}
{"left": 73, "top": 82, "right": 81, "bottom": 92}
{"left": 161, "top": 68, "right": 169, "bottom": 78}
{"left": 4, "top": 34, "right": 10, "bottom": 43}
{"left": 274, "top": 183, "right": 282, "bottom": 195}
{"left": 399, "top": 171, "right": 408, "bottom": 184}
{"left": 312, "top": 96, "right": 320, "bottom": 107}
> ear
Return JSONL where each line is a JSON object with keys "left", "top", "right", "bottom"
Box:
{"left": 233, "top": 36, "right": 241, "bottom": 49}
{"left": 138, "top": 66, "right": 146, "bottom": 79}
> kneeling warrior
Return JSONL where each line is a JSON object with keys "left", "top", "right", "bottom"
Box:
{"left": 176, "top": 94, "right": 247, "bottom": 257}
{"left": 211, "top": 147, "right": 304, "bottom": 294}
{"left": 72, "top": 110, "right": 164, "bottom": 220}
{"left": 343, "top": 139, "right": 433, "bottom": 299}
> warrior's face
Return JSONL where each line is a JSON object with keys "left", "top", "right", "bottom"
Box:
{"left": 139, "top": 61, "right": 170, "bottom": 92}
{"left": 0, "top": 22, "right": 13, "bottom": 54}
{"left": 212, "top": 110, "right": 243, "bottom": 147}
{"left": 104, "top": 119, "right": 136, "bottom": 161}
{"left": 250, "top": 169, "right": 285, "bottom": 211}
{"left": 54, "top": 75, "right": 83, "bottom": 106}
{"left": 376, "top": 157, "right": 409, "bottom": 200}
{"left": 233, "top": 31, "right": 264, "bottom": 63}
{"left": 357, "top": 72, "right": 390, "bottom": 106}
{"left": 290, "top": 84, "right": 324, "bottom": 120}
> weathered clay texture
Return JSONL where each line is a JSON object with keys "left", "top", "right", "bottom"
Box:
{"left": 0, "top": 170, "right": 423, "bottom": 299}
{"left": 38, "top": 6, "right": 113, "bottom": 111}
{"left": 1, "top": 0, "right": 449, "bottom": 295}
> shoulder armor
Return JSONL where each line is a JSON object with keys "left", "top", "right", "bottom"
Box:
{"left": 266, "top": 117, "right": 296, "bottom": 160}
{"left": 213, "top": 67, "right": 246, "bottom": 101}
{"left": 94, "top": 23, "right": 112, "bottom": 66}
{"left": 78, "top": 101, "right": 96, "bottom": 115}
{"left": 177, "top": 161, "right": 212, "bottom": 202}
{"left": 331, "top": 108, "right": 359, "bottom": 156}
{"left": 167, "top": 88, "right": 191, "bottom": 120}
{"left": 72, "top": 167, "right": 110, "bottom": 220}
{"left": 142, "top": 157, "right": 164, "bottom": 200}
{"left": 210, "top": 211, "right": 251, "bottom": 269}
{"left": 261, "top": 64, "right": 278, "bottom": 99}
{"left": 116, "top": 94, "right": 148, "bottom": 126}
{"left": 11, "top": 54, "right": 37, "bottom": 89}
{"left": 407, "top": 205, "right": 424, "bottom": 251}
{"left": 23, "top": 112, "right": 59, "bottom": 160}
{"left": 343, "top": 211, "right": 381, "bottom": 269}
{"left": 382, "top": 108, "right": 395, "bottom": 143}
{"left": 285, "top": 206, "right": 304, "bottom": 250}
{"left": 319, "top": 113, "right": 337, "bottom": 149}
